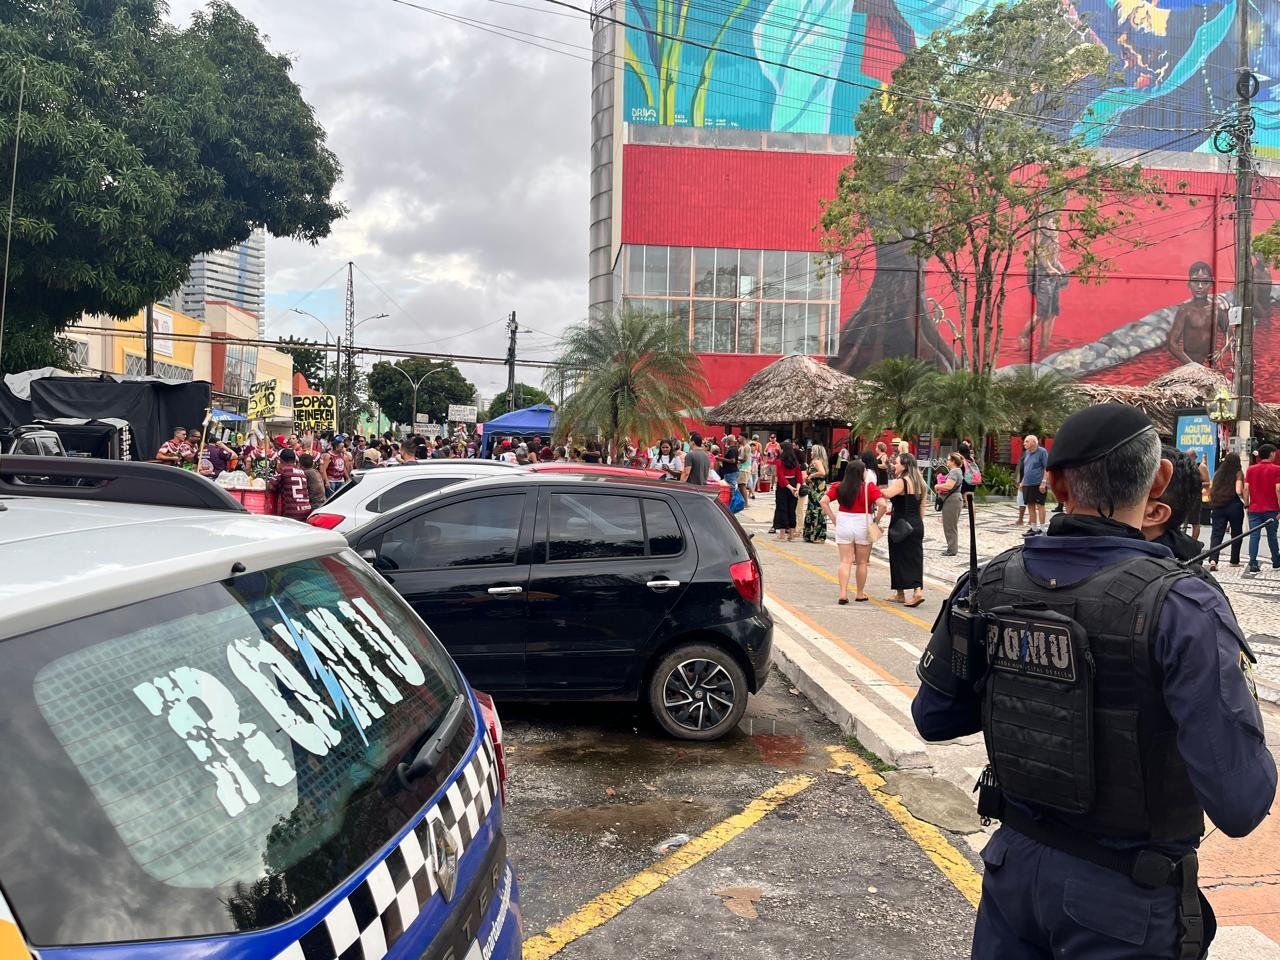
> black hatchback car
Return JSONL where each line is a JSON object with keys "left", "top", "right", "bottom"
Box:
{"left": 346, "top": 472, "right": 772, "bottom": 740}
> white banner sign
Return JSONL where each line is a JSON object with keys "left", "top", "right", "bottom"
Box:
{"left": 447, "top": 404, "right": 478, "bottom": 424}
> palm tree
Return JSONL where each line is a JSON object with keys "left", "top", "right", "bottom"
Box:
{"left": 548, "top": 306, "right": 707, "bottom": 459}
{"left": 994, "top": 368, "right": 1084, "bottom": 437}
{"left": 848, "top": 357, "right": 938, "bottom": 439}
{"left": 910, "top": 371, "right": 1011, "bottom": 447}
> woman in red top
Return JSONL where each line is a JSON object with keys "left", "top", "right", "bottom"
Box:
{"left": 772, "top": 441, "right": 806, "bottom": 541}
{"left": 320, "top": 439, "right": 352, "bottom": 494}
{"left": 821, "top": 459, "right": 887, "bottom": 603}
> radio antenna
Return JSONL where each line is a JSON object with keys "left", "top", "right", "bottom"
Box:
{"left": 0, "top": 66, "right": 27, "bottom": 372}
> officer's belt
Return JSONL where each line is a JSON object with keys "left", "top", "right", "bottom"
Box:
{"left": 999, "top": 805, "right": 1208, "bottom": 959}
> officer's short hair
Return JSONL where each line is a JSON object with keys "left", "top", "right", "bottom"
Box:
{"left": 1061, "top": 428, "right": 1160, "bottom": 511}
{"left": 1157, "top": 445, "right": 1203, "bottom": 529}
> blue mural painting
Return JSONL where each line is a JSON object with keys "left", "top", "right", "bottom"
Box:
{"left": 621, "top": 0, "right": 1280, "bottom": 154}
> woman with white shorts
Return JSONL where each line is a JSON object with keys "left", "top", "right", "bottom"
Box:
{"left": 823, "top": 459, "right": 887, "bottom": 604}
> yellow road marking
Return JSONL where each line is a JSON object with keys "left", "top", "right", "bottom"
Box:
{"left": 827, "top": 745, "right": 982, "bottom": 908}
{"left": 522, "top": 774, "right": 815, "bottom": 959}
{"left": 767, "top": 592, "right": 919, "bottom": 702}
{"left": 756, "top": 537, "right": 934, "bottom": 630}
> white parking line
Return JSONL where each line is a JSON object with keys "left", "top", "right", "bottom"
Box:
{"left": 891, "top": 638, "right": 924, "bottom": 660}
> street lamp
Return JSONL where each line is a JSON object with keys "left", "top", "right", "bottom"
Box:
{"left": 388, "top": 364, "right": 452, "bottom": 432}
{"left": 290, "top": 308, "right": 338, "bottom": 388}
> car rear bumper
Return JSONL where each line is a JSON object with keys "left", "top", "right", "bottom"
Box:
{"left": 719, "top": 610, "right": 772, "bottom": 692}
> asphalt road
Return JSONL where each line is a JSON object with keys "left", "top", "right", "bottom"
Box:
{"left": 499, "top": 672, "right": 977, "bottom": 960}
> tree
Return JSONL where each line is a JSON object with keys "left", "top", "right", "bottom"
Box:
{"left": 277, "top": 336, "right": 326, "bottom": 387}
{"left": 483, "top": 383, "right": 549, "bottom": 422}
{"left": 911, "top": 371, "right": 1011, "bottom": 446}
{"left": 994, "top": 368, "right": 1084, "bottom": 436}
{"left": 548, "top": 307, "right": 706, "bottom": 459}
{"left": 366, "top": 359, "right": 475, "bottom": 428}
{"left": 0, "top": 1, "right": 344, "bottom": 373}
{"left": 819, "top": 0, "right": 1164, "bottom": 374}
{"left": 847, "top": 357, "right": 937, "bottom": 439}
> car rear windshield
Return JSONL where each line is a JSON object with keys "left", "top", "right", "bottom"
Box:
{"left": 0, "top": 551, "right": 472, "bottom": 946}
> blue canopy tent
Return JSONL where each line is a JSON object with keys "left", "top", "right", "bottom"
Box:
{"left": 479, "top": 403, "right": 556, "bottom": 457}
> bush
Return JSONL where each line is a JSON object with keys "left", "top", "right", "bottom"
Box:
{"left": 979, "top": 463, "right": 1016, "bottom": 497}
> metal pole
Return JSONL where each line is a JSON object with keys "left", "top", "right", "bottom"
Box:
{"left": 145, "top": 303, "right": 155, "bottom": 375}
{"left": 506, "top": 311, "right": 518, "bottom": 412}
{"left": 0, "top": 66, "right": 25, "bottom": 372}
{"left": 1234, "top": 0, "right": 1256, "bottom": 444}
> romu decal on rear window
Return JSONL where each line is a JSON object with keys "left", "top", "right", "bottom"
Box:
{"left": 0, "top": 553, "right": 472, "bottom": 946}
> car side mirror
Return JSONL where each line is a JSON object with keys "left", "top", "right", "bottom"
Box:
{"left": 359, "top": 548, "right": 378, "bottom": 564}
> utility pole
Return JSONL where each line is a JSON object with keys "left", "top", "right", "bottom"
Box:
{"left": 505, "top": 311, "right": 518, "bottom": 412}
{"left": 1233, "top": 10, "right": 1257, "bottom": 445}
{"left": 145, "top": 303, "right": 155, "bottom": 375}
{"left": 343, "top": 261, "right": 356, "bottom": 434}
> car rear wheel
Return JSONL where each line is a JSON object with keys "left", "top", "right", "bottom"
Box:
{"left": 648, "top": 643, "right": 748, "bottom": 741}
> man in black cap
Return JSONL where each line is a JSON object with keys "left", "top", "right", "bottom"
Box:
{"left": 912, "top": 403, "right": 1274, "bottom": 960}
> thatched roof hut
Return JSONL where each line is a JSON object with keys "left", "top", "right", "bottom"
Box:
{"left": 707, "top": 354, "right": 861, "bottom": 425}
{"left": 1080, "top": 363, "right": 1280, "bottom": 435}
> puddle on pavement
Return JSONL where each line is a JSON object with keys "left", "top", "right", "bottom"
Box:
{"left": 532, "top": 799, "right": 714, "bottom": 846}
{"left": 516, "top": 716, "right": 820, "bottom": 771}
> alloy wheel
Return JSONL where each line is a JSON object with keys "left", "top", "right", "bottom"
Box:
{"left": 662, "top": 658, "right": 737, "bottom": 731}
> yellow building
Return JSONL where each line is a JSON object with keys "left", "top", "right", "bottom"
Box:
{"left": 67, "top": 307, "right": 210, "bottom": 382}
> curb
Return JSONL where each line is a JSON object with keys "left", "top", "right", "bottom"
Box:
{"left": 771, "top": 630, "right": 932, "bottom": 771}
{"left": 1258, "top": 676, "right": 1280, "bottom": 705}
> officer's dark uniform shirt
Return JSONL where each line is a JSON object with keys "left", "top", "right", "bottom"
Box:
{"left": 913, "top": 522, "right": 1276, "bottom": 844}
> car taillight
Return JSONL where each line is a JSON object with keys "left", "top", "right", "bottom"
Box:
{"left": 307, "top": 512, "right": 343, "bottom": 529}
{"left": 729, "top": 558, "right": 762, "bottom": 605}
{"left": 473, "top": 690, "right": 507, "bottom": 804}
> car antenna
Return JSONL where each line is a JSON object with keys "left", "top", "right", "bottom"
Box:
{"left": 0, "top": 65, "right": 26, "bottom": 372}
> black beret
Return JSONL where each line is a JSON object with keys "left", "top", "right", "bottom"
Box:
{"left": 1045, "top": 403, "right": 1156, "bottom": 471}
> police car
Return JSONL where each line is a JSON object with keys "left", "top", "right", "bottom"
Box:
{"left": 0, "top": 457, "right": 521, "bottom": 960}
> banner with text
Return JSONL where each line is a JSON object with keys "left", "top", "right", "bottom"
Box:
{"left": 1175, "top": 413, "right": 1217, "bottom": 479}
{"left": 294, "top": 395, "right": 337, "bottom": 434}
{"left": 447, "top": 404, "right": 478, "bottom": 424}
{"left": 247, "top": 379, "right": 278, "bottom": 421}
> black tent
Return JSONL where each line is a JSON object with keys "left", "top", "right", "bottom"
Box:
{"left": 27, "top": 376, "right": 210, "bottom": 462}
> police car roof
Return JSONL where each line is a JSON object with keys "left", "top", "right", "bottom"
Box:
{"left": 0, "top": 495, "right": 346, "bottom": 642}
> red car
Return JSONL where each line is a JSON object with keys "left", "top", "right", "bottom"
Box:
{"left": 529, "top": 461, "right": 733, "bottom": 506}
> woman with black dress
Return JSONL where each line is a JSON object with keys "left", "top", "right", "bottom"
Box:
{"left": 772, "top": 441, "right": 805, "bottom": 541}
{"left": 881, "top": 452, "right": 926, "bottom": 606}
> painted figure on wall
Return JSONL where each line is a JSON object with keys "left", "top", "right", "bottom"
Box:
{"left": 1019, "top": 215, "right": 1070, "bottom": 356}
{"left": 1167, "top": 261, "right": 1230, "bottom": 368}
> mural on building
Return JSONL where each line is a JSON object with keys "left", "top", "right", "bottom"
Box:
{"left": 623, "top": 0, "right": 1280, "bottom": 154}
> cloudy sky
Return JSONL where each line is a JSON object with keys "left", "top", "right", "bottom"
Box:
{"left": 164, "top": 0, "right": 591, "bottom": 400}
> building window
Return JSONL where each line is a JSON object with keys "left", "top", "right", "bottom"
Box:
{"left": 124, "top": 354, "right": 193, "bottom": 381}
{"left": 223, "top": 343, "right": 259, "bottom": 398}
{"left": 68, "top": 340, "right": 90, "bottom": 370}
{"left": 618, "top": 244, "right": 842, "bottom": 356}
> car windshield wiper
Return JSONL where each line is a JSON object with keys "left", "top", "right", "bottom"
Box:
{"left": 396, "top": 693, "right": 468, "bottom": 789}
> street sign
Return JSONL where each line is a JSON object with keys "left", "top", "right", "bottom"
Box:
{"left": 414, "top": 413, "right": 430, "bottom": 425}
{"left": 247, "top": 379, "right": 278, "bottom": 420}
{"left": 447, "top": 404, "right": 478, "bottom": 424}
{"left": 294, "top": 395, "right": 337, "bottom": 434}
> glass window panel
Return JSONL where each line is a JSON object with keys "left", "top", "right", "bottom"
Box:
{"left": 668, "top": 247, "right": 691, "bottom": 297}
{"left": 738, "top": 249, "right": 761, "bottom": 298}
{"left": 762, "top": 250, "right": 786, "bottom": 300}
{"left": 785, "top": 252, "right": 809, "bottom": 300}
{"left": 626, "top": 245, "right": 644, "bottom": 296}
{"left": 804, "top": 303, "right": 820, "bottom": 355}
{"left": 715, "top": 249, "right": 738, "bottom": 298}
{"left": 693, "top": 248, "right": 716, "bottom": 297}
{"left": 644, "top": 500, "right": 685, "bottom": 557}
{"left": 829, "top": 258, "right": 842, "bottom": 301}
{"left": 737, "top": 299, "right": 758, "bottom": 353}
{"left": 783, "top": 303, "right": 807, "bottom": 354}
{"left": 693, "top": 300, "right": 714, "bottom": 351}
{"left": 825, "top": 304, "right": 842, "bottom": 355}
{"left": 547, "top": 493, "right": 645, "bottom": 562}
{"left": 810, "top": 257, "right": 827, "bottom": 301}
{"left": 643, "top": 246, "right": 668, "bottom": 297}
{"left": 713, "top": 301, "right": 735, "bottom": 353}
{"left": 760, "top": 302, "right": 783, "bottom": 354}
{"left": 380, "top": 494, "right": 524, "bottom": 569}
{"left": 667, "top": 299, "right": 691, "bottom": 344}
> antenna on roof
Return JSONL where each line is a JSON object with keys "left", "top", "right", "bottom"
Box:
{"left": 0, "top": 65, "right": 27, "bottom": 373}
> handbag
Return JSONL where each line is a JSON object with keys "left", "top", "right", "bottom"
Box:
{"left": 888, "top": 519, "right": 912, "bottom": 543}
{"left": 864, "top": 481, "right": 883, "bottom": 544}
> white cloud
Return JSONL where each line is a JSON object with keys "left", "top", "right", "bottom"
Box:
{"left": 165, "top": 0, "right": 590, "bottom": 394}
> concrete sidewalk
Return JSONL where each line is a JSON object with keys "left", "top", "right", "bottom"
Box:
{"left": 742, "top": 489, "right": 1280, "bottom": 958}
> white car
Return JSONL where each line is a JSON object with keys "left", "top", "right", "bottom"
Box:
{"left": 0, "top": 455, "right": 521, "bottom": 958}
{"left": 308, "top": 459, "right": 523, "bottom": 532}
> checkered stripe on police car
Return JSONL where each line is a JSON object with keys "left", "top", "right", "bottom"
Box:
{"left": 272, "top": 734, "right": 500, "bottom": 960}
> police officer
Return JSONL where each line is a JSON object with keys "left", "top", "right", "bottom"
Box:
{"left": 912, "top": 404, "right": 1276, "bottom": 959}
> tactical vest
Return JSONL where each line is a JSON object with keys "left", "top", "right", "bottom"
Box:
{"left": 975, "top": 548, "right": 1205, "bottom": 842}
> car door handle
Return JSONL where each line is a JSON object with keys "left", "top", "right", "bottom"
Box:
{"left": 646, "top": 580, "right": 681, "bottom": 589}
{"left": 487, "top": 586, "right": 524, "bottom": 596}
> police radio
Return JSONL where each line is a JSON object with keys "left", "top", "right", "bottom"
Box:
{"left": 918, "top": 493, "right": 989, "bottom": 699}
